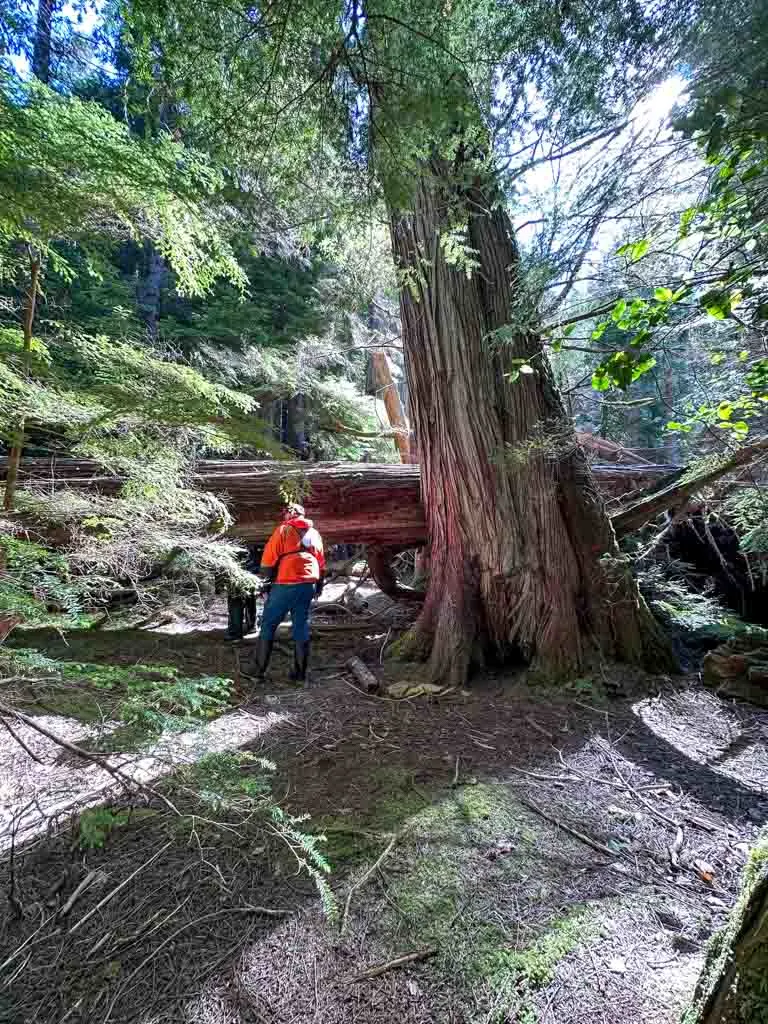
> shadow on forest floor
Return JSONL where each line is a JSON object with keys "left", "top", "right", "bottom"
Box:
{"left": 1, "top": 623, "right": 767, "bottom": 1024}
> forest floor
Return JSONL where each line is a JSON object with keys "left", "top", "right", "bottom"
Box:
{"left": 1, "top": 596, "right": 767, "bottom": 1024}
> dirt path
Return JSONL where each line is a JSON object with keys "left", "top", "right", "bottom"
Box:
{"left": 1, "top": 623, "right": 766, "bottom": 1024}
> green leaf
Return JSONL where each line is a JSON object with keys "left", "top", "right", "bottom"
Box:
{"left": 654, "top": 287, "right": 674, "bottom": 302}
{"left": 630, "top": 239, "right": 650, "bottom": 261}
{"left": 738, "top": 350, "right": 750, "bottom": 362}
{"left": 679, "top": 207, "right": 697, "bottom": 239}
{"left": 629, "top": 329, "right": 651, "bottom": 348}
{"left": 506, "top": 369, "right": 520, "bottom": 383}
{"left": 717, "top": 402, "right": 733, "bottom": 420}
{"left": 701, "top": 291, "right": 730, "bottom": 320}
{"left": 710, "top": 351, "right": 726, "bottom": 365}
{"left": 616, "top": 239, "right": 649, "bottom": 261}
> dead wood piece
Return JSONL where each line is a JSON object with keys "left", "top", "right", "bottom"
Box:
{"left": 703, "top": 638, "right": 768, "bottom": 707}
{"left": 348, "top": 948, "right": 438, "bottom": 983}
{"left": 612, "top": 436, "right": 768, "bottom": 536}
{"left": 58, "top": 870, "right": 103, "bottom": 917}
{"left": 345, "top": 656, "right": 380, "bottom": 694}
{"left": 340, "top": 834, "right": 399, "bottom": 935}
{"left": 517, "top": 796, "right": 619, "bottom": 859}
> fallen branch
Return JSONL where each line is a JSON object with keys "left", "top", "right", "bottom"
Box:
{"left": 517, "top": 796, "right": 619, "bottom": 859}
{"left": 58, "top": 869, "right": 102, "bottom": 918}
{"left": 0, "top": 700, "right": 181, "bottom": 817}
{"left": 69, "top": 841, "right": 173, "bottom": 934}
{"left": 348, "top": 947, "right": 437, "bottom": 982}
{"left": 612, "top": 437, "right": 768, "bottom": 536}
{"left": 340, "top": 833, "right": 399, "bottom": 935}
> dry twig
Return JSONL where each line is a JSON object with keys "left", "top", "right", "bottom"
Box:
{"left": 348, "top": 947, "right": 437, "bottom": 983}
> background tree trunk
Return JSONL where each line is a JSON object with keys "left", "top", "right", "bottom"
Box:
{"left": 135, "top": 239, "right": 165, "bottom": 341}
{"left": 389, "top": 160, "right": 674, "bottom": 684}
{"left": 31, "top": 0, "right": 58, "bottom": 83}
{"left": 369, "top": 349, "right": 414, "bottom": 462}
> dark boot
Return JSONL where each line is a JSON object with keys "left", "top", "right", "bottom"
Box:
{"left": 249, "top": 634, "right": 274, "bottom": 682}
{"left": 289, "top": 640, "right": 311, "bottom": 686}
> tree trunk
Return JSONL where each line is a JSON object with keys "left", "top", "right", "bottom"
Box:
{"left": 285, "top": 392, "right": 307, "bottom": 456}
{"left": 687, "top": 835, "right": 768, "bottom": 1023}
{"left": 389, "top": 161, "right": 673, "bottom": 683}
{"left": 369, "top": 350, "right": 414, "bottom": 462}
{"left": 32, "top": 0, "right": 58, "bottom": 83}
{"left": 136, "top": 239, "right": 165, "bottom": 341}
{"left": 3, "top": 253, "right": 40, "bottom": 512}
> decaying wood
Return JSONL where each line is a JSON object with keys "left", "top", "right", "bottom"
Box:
{"left": 611, "top": 437, "right": 768, "bottom": 536}
{"left": 345, "top": 657, "right": 380, "bottom": 694}
{"left": 2, "top": 457, "right": 680, "bottom": 550}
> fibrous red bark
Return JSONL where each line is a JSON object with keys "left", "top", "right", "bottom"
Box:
{"left": 388, "top": 160, "right": 674, "bottom": 684}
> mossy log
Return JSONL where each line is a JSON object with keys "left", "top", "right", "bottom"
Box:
{"left": 686, "top": 833, "right": 768, "bottom": 1024}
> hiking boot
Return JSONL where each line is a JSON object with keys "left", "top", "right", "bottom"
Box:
{"left": 244, "top": 634, "right": 274, "bottom": 683}
{"left": 289, "top": 640, "right": 311, "bottom": 687}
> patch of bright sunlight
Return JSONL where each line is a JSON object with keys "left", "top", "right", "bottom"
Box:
{"left": 0, "top": 707, "right": 290, "bottom": 852}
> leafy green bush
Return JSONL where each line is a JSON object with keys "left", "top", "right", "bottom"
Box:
{"left": 78, "top": 807, "right": 130, "bottom": 849}
{"left": 0, "top": 534, "right": 86, "bottom": 625}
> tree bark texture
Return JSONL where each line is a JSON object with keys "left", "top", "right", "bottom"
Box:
{"left": 389, "top": 162, "right": 673, "bottom": 683}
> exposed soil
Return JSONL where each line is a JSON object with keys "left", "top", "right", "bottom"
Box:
{"left": 1, "top": 611, "right": 767, "bottom": 1024}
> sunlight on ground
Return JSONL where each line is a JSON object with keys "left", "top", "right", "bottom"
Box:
{"left": 632, "top": 691, "right": 768, "bottom": 795}
{"left": 0, "top": 707, "right": 289, "bottom": 852}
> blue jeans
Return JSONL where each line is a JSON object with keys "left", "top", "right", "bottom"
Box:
{"left": 260, "top": 583, "right": 315, "bottom": 644}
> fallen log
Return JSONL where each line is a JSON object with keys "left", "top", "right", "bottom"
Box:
{"left": 346, "top": 656, "right": 380, "bottom": 694}
{"left": 1, "top": 457, "right": 680, "bottom": 547}
{"left": 611, "top": 437, "right": 768, "bottom": 536}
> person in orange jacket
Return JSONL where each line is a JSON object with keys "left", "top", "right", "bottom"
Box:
{"left": 250, "top": 502, "right": 325, "bottom": 684}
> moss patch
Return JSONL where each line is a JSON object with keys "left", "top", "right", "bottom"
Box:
{"left": 683, "top": 828, "right": 768, "bottom": 1024}
{"left": 475, "top": 906, "right": 596, "bottom": 988}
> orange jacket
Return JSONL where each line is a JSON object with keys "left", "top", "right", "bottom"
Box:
{"left": 260, "top": 516, "right": 325, "bottom": 584}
